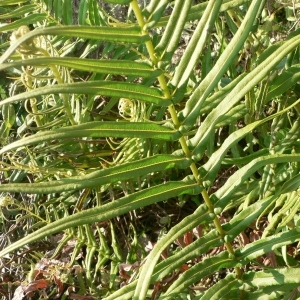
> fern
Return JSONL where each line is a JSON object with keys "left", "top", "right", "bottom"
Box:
{"left": 1, "top": 0, "right": 300, "bottom": 299}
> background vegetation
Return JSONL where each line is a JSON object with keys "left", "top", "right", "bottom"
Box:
{"left": 0, "top": 0, "right": 300, "bottom": 299}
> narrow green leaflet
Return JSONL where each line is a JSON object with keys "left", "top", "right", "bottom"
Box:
{"left": 163, "top": 252, "right": 235, "bottom": 298}
{"left": 2, "top": 103, "right": 15, "bottom": 130}
{"left": 90, "top": 0, "right": 105, "bottom": 26}
{"left": 53, "top": 0, "right": 63, "bottom": 20}
{"left": 170, "top": 0, "right": 222, "bottom": 89}
{"left": 0, "top": 102, "right": 16, "bottom": 138}
{"left": 203, "top": 268, "right": 300, "bottom": 299}
{"left": 236, "top": 228, "right": 300, "bottom": 263}
{"left": 0, "top": 14, "right": 47, "bottom": 33}
{"left": 201, "top": 274, "right": 239, "bottom": 300}
{"left": 0, "top": 179, "right": 200, "bottom": 257}
{"left": 142, "top": 0, "right": 169, "bottom": 30}
{"left": 0, "top": 26, "right": 149, "bottom": 64}
{"left": 215, "top": 103, "right": 247, "bottom": 127}
{"left": 0, "top": 80, "right": 168, "bottom": 107}
{"left": 242, "top": 268, "right": 300, "bottom": 291}
{"left": 155, "top": 0, "right": 193, "bottom": 62}
{"left": 62, "top": 0, "right": 73, "bottom": 25}
{"left": 0, "top": 57, "right": 162, "bottom": 78}
{"left": 200, "top": 73, "right": 247, "bottom": 114}
{"left": 201, "top": 97, "right": 300, "bottom": 184}
{"left": 0, "top": 122, "right": 181, "bottom": 155}
{"left": 265, "top": 65, "right": 300, "bottom": 102}
{"left": 78, "top": 0, "right": 89, "bottom": 25}
{"left": 244, "top": 288, "right": 286, "bottom": 300}
{"left": 0, "top": 0, "right": 31, "bottom": 6}
{"left": 0, "top": 4, "right": 36, "bottom": 19}
{"left": 152, "top": 230, "right": 222, "bottom": 283}
{"left": 142, "top": 0, "right": 160, "bottom": 18}
{"left": 156, "top": 0, "right": 251, "bottom": 27}
{"left": 0, "top": 155, "right": 191, "bottom": 193}
{"left": 214, "top": 154, "right": 300, "bottom": 210}
{"left": 280, "top": 173, "right": 300, "bottom": 194}
{"left": 222, "top": 196, "right": 275, "bottom": 241}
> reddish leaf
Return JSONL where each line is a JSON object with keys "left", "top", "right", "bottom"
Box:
{"left": 25, "top": 280, "right": 48, "bottom": 293}
{"left": 151, "top": 282, "right": 162, "bottom": 300}
{"left": 180, "top": 264, "right": 189, "bottom": 271}
{"left": 54, "top": 275, "right": 64, "bottom": 295}
{"left": 119, "top": 268, "right": 131, "bottom": 280}
{"left": 183, "top": 231, "right": 193, "bottom": 246}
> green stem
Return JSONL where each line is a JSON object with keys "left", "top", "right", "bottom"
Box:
{"left": 131, "top": 0, "right": 242, "bottom": 280}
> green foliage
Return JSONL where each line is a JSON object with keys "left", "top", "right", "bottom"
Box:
{"left": 0, "top": 0, "right": 300, "bottom": 299}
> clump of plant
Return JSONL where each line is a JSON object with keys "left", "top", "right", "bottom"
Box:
{"left": 1, "top": 0, "right": 300, "bottom": 299}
